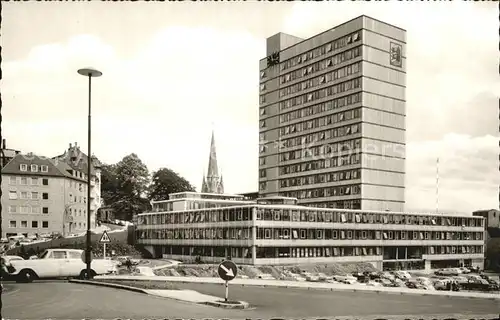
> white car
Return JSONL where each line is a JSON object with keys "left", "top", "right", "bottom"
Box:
{"left": 7, "top": 248, "right": 117, "bottom": 283}
{"left": 2, "top": 255, "right": 24, "bottom": 264}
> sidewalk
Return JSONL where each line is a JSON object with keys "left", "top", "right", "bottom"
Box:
{"left": 69, "top": 279, "right": 249, "bottom": 309}
{"left": 94, "top": 275, "right": 500, "bottom": 301}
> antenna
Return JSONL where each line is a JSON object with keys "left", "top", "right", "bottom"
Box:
{"left": 436, "top": 157, "right": 440, "bottom": 214}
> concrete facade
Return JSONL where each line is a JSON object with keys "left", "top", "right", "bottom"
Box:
{"left": 258, "top": 16, "right": 406, "bottom": 212}
{"left": 136, "top": 192, "right": 485, "bottom": 271}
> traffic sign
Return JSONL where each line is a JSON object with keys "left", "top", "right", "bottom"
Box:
{"left": 99, "top": 230, "right": 111, "bottom": 243}
{"left": 81, "top": 250, "right": 94, "bottom": 264}
{"left": 217, "top": 260, "right": 238, "bottom": 281}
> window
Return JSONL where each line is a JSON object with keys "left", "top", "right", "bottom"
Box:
{"left": 31, "top": 177, "right": 39, "bottom": 185}
{"left": 31, "top": 164, "right": 38, "bottom": 172}
{"left": 31, "top": 192, "right": 39, "bottom": 199}
{"left": 41, "top": 165, "right": 48, "bottom": 172}
{"left": 9, "top": 206, "right": 17, "bottom": 213}
{"left": 42, "top": 207, "right": 49, "bottom": 214}
{"left": 20, "top": 192, "right": 28, "bottom": 199}
{"left": 32, "top": 221, "right": 38, "bottom": 228}
{"left": 32, "top": 206, "right": 41, "bottom": 214}
{"left": 9, "top": 191, "right": 17, "bottom": 200}
{"left": 42, "top": 178, "right": 49, "bottom": 186}
{"left": 20, "top": 177, "right": 28, "bottom": 185}
{"left": 42, "top": 221, "right": 49, "bottom": 228}
{"left": 20, "top": 206, "right": 30, "bottom": 213}
{"left": 9, "top": 221, "right": 16, "bottom": 228}
{"left": 42, "top": 193, "right": 49, "bottom": 200}
{"left": 68, "top": 251, "right": 81, "bottom": 259}
{"left": 21, "top": 221, "right": 28, "bottom": 228}
{"left": 20, "top": 164, "right": 27, "bottom": 171}
{"left": 9, "top": 176, "right": 16, "bottom": 184}
{"left": 50, "top": 251, "right": 67, "bottom": 259}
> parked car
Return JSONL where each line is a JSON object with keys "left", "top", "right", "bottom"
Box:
{"left": 333, "top": 274, "right": 357, "bottom": 284}
{"left": 435, "top": 268, "right": 459, "bottom": 276}
{"left": 6, "top": 248, "right": 117, "bottom": 282}
{"left": 394, "top": 271, "right": 412, "bottom": 281}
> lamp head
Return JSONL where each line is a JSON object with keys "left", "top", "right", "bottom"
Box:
{"left": 77, "top": 68, "right": 102, "bottom": 77}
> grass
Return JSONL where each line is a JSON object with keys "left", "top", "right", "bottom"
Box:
{"left": 92, "top": 279, "right": 179, "bottom": 290}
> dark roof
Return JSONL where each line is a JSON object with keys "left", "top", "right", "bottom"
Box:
{"left": 53, "top": 143, "right": 101, "bottom": 176}
{"left": 2, "top": 153, "right": 70, "bottom": 178}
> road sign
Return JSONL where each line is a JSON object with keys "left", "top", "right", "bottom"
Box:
{"left": 99, "top": 231, "right": 111, "bottom": 243}
{"left": 217, "top": 260, "right": 238, "bottom": 281}
{"left": 81, "top": 250, "right": 94, "bottom": 264}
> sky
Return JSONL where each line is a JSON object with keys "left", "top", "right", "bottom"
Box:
{"left": 3, "top": 2, "right": 499, "bottom": 214}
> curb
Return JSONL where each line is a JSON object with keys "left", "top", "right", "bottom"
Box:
{"left": 94, "top": 276, "right": 500, "bottom": 301}
{"left": 68, "top": 279, "right": 250, "bottom": 309}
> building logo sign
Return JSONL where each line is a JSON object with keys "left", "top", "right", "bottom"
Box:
{"left": 390, "top": 42, "right": 403, "bottom": 68}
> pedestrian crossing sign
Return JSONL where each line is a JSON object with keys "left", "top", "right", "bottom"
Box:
{"left": 99, "top": 230, "right": 111, "bottom": 243}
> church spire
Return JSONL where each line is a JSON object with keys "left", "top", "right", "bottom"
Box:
{"left": 207, "top": 130, "right": 219, "bottom": 177}
{"left": 201, "top": 129, "right": 224, "bottom": 194}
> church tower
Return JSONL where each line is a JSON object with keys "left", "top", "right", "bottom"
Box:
{"left": 201, "top": 130, "right": 224, "bottom": 194}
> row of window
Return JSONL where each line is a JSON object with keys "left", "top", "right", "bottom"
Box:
{"left": 278, "top": 31, "right": 362, "bottom": 73}
{"left": 278, "top": 78, "right": 361, "bottom": 112}
{"left": 255, "top": 209, "right": 483, "bottom": 227}
{"left": 137, "top": 207, "right": 483, "bottom": 228}
{"left": 8, "top": 220, "right": 49, "bottom": 228}
{"left": 279, "top": 93, "right": 362, "bottom": 125}
{"left": 9, "top": 176, "right": 49, "bottom": 186}
{"left": 8, "top": 191, "right": 49, "bottom": 200}
{"left": 279, "top": 153, "right": 361, "bottom": 176}
{"left": 137, "top": 228, "right": 252, "bottom": 240}
{"left": 8, "top": 205, "right": 49, "bottom": 214}
{"left": 278, "top": 60, "right": 361, "bottom": 99}
{"left": 282, "top": 184, "right": 361, "bottom": 200}
{"left": 260, "top": 123, "right": 360, "bottom": 154}
{"left": 255, "top": 227, "right": 483, "bottom": 241}
{"left": 138, "top": 207, "right": 254, "bottom": 225}
{"left": 279, "top": 138, "right": 360, "bottom": 162}
{"left": 137, "top": 226, "right": 483, "bottom": 243}
{"left": 19, "top": 164, "right": 49, "bottom": 173}
{"left": 305, "top": 200, "right": 361, "bottom": 210}
{"left": 278, "top": 108, "right": 360, "bottom": 138}
{"left": 279, "top": 168, "right": 361, "bottom": 188}
{"left": 257, "top": 245, "right": 483, "bottom": 259}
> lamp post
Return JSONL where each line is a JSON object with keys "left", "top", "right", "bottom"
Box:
{"left": 77, "top": 68, "right": 102, "bottom": 279}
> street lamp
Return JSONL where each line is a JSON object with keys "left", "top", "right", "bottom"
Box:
{"left": 77, "top": 68, "right": 102, "bottom": 279}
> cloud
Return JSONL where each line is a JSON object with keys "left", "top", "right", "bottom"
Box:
{"left": 3, "top": 3, "right": 498, "bottom": 213}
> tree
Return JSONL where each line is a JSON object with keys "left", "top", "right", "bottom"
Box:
{"left": 148, "top": 168, "right": 195, "bottom": 201}
{"left": 100, "top": 164, "right": 119, "bottom": 206}
{"left": 109, "top": 154, "right": 151, "bottom": 221}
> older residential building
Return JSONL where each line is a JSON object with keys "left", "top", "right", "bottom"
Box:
{"left": 1, "top": 153, "right": 91, "bottom": 237}
{"left": 1, "top": 139, "right": 21, "bottom": 168}
{"left": 258, "top": 15, "right": 406, "bottom": 212}
{"left": 136, "top": 192, "right": 485, "bottom": 271}
{"left": 97, "top": 206, "right": 115, "bottom": 222}
{"left": 53, "top": 142, "right": 102, "bottom": 230}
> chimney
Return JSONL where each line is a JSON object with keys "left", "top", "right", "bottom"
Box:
{"left": 2, "top": 139, "right": 6, "bottom": 149}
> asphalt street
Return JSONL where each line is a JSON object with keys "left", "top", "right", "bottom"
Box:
{"left": 2, "top": 281, "right": 499, "bottom": 319}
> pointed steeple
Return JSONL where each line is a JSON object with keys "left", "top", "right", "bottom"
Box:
{"left": 207, "top": 130, "right": 219, "bottom": 178}
{"left": 201, "top": 128, "right": 224, "bottom": 194}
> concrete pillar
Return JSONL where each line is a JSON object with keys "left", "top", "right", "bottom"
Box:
{"left": 425, "top": 260, "right": 431, "bottom": 272}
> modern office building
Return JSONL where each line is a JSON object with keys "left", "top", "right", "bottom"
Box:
{"left": 136, "top": 192, "right": 485, "bottom": 271}
{"left": 258, "top": 15, "right": 406, "bottom": 212}
{"left": 1, "top": 142, "right": 102, "bottom": 238}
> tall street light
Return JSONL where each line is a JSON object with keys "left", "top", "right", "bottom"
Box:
{"left": 77, "top": 68, "right": 102, "bottom": 279}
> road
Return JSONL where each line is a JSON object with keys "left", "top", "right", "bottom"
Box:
{"left": 2, "top": 281, "right": 499, "bottom": 319}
